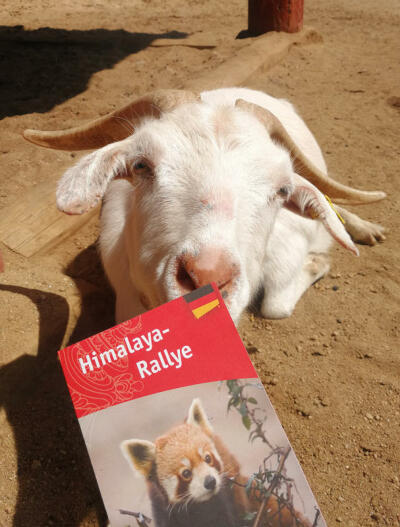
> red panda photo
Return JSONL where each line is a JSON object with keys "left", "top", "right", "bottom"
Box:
{"left": 121, "top": 398, "right": 311, "bottom": 527}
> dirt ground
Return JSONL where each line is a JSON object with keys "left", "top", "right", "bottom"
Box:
{"left": 0, "top": 0, "right": 399, "bottom": 526}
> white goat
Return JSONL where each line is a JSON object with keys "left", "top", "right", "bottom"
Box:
{"left": 24, "top": 88, "right": 385, "bottom": 324}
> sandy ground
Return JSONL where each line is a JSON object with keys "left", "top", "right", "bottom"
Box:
{"left": 0, "top": 0, "right": 399, "bottom": 525}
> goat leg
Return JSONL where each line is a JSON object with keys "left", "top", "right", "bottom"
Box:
{"left": 334, "top": 205, "right": 386, "bottom": 246}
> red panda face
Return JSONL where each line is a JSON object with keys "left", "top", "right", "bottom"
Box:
{"left": 156, "top": 424, "right": 224, "bottom": 504}
{"left": 121, "top": 398, "right": 230, "bottom": 508}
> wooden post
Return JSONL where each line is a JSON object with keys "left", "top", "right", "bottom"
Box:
{"left": 248, "top": 0, "right": 304, "bottom": 35}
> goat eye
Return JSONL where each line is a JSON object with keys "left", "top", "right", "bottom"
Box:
{"left": 181, "top": 469, "right": 192, "bottom": 480}
{"left": 132, "top": 159, "right": 153, "bottom": 177}
{"left": 277, "top": 186, "right": 290, "bottom": 198}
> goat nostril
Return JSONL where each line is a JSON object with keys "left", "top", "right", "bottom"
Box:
{"left": 176, "top": 258, "right": 196, "bottom": 293}
{"left": 204, "top": 475, "right": 216, "bottom": 490}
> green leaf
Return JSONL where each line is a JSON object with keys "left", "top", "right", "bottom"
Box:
{"left": 245, "top": 474, "right": 255, "bottom": 496}
{"left": 242, "top": 511, "right": 257, "bottom": 521}
{"left": 242, "top": 414, "right": 251, "bottom": 430}
{"left": 247, "top": 397, "right": 258, "bottom": 404}
{"left": 239, "top": 402, "right": 246, "bottom": 416}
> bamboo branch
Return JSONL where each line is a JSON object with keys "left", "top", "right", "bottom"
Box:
{"left": 119, "top": 509, "right": 152, "bottom": 526}
{"left": 225, "top": 381, "right": 319, "bottom": 527}
{"left": 312, "top": 508, "right": 321, "bottom": 527}
{"left": 252, "top": 446, "right": 291, "bottom": 527}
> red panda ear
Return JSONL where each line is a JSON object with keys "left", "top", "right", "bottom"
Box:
{"left": 187, "top": 398, "right": 213, "bottom": 436}
{"left": 121, "top": 439, "right": 156, "bottom": 478}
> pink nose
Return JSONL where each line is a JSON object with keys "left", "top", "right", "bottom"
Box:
{"left": 176, "top": 248, "right": 239, "bottom": 296}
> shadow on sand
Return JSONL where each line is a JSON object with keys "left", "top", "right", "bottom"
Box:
{"left": 0, "top": 25, "right": 187, "bottom": 119}
{"left": 0, "top": 244, "right": 116, "bottom": 526}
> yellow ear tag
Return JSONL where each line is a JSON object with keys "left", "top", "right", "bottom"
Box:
{"left": 324, "top": 195, "right": 346, "bottom": 224}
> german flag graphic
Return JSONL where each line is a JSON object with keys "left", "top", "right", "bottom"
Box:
{"left": 184, "top": 284, "right": 220, "bottom": 319}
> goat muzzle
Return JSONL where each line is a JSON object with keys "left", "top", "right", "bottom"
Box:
{"left": 175, "top": 248, "right": 239, "bottom": 298}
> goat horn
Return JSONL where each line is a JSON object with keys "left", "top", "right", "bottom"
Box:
{"left": 23, "top": 90, "right": 200, "bottom": 151}
{"left": 236, "top": 99, "right": 386, "bottom": 205}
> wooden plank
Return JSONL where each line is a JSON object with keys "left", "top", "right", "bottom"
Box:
{"left": 183, "top": 27, "right": 320, "bottom": 92}
{"left": 0, "top": 178, "right": 99, "bottom": 257}
{"left": 150, "top": 31, "right": 217, "bottom": 49}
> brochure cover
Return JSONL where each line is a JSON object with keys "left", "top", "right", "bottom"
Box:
{"left": 58, "top": 284, "right": 327, "bottom": 527}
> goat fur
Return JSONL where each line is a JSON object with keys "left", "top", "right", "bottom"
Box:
{"left": 29, "top": 87, "right": 386, "bottom": 324}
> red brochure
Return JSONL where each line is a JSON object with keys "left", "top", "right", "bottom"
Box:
{"left": 59, "top": 283, "right": 327, "bottom": 527}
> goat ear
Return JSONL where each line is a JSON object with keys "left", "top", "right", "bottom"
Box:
{"left": 56, "top": 139, "right": 129, "bottom": 215}
{"left": 120, "top": 439, "right": 156, "bottom": 478}
{"left": 187, "top": 398, "right": 213, "bottom": 435}
{"left": 284, "top": 173, "right": 359, "bottom": 256}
